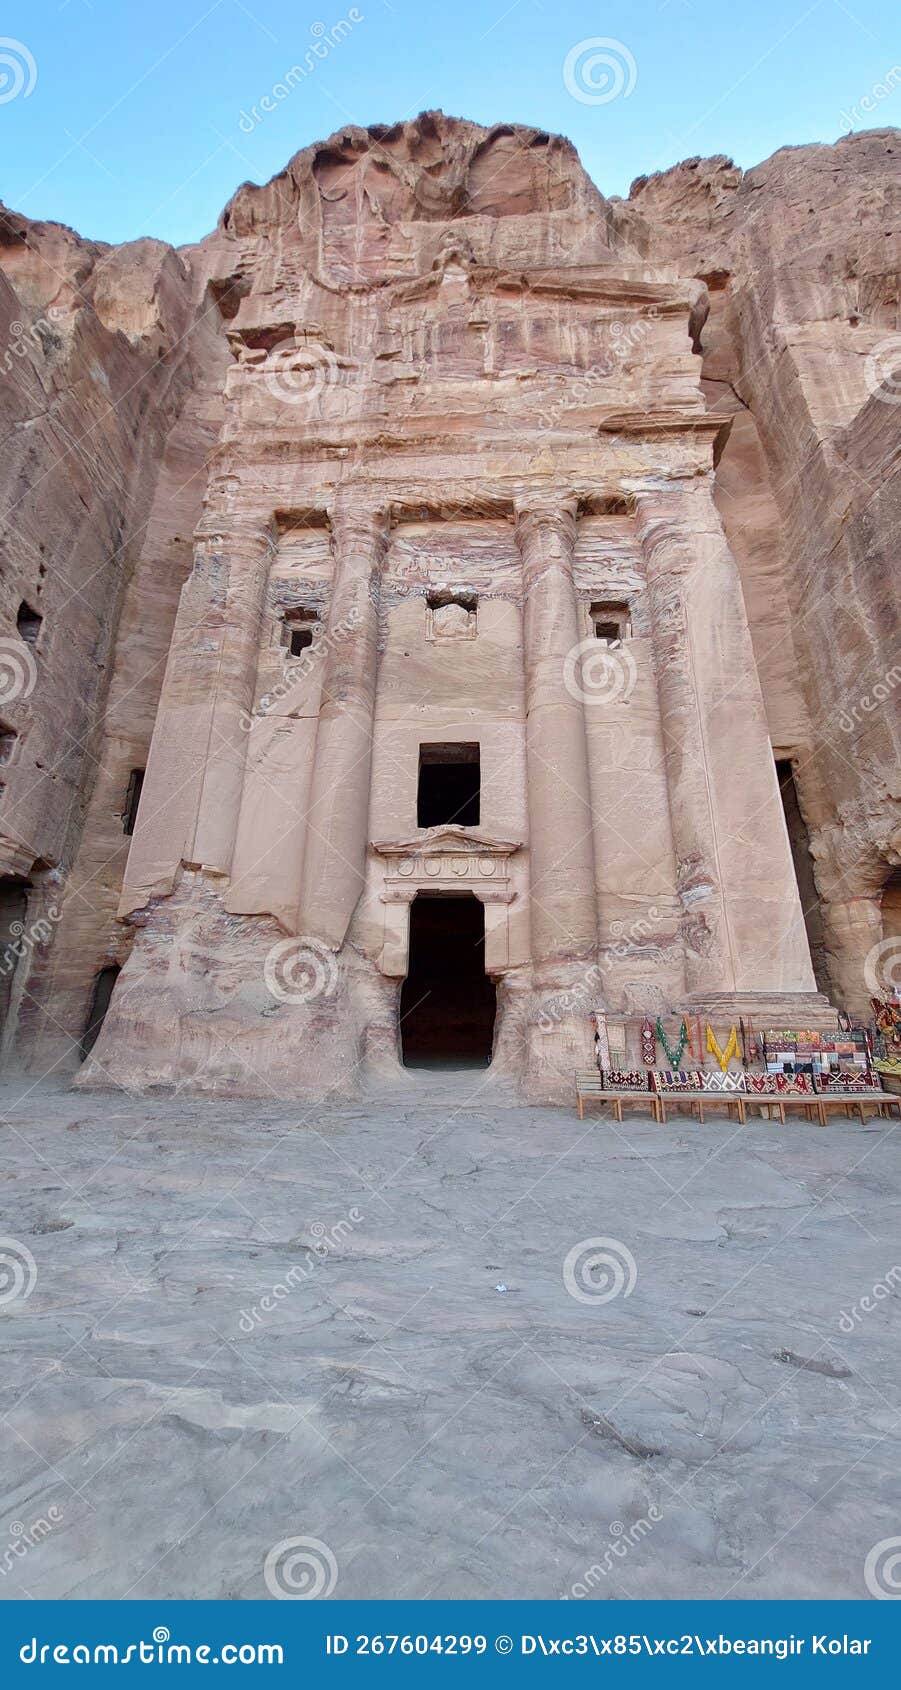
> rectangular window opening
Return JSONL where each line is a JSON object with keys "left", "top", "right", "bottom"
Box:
{"left": 417, "top": 743, "right": 480, "bottom": 828}
{"left": 282, "top": 608, "right": 317, "bottom": 658}
{"left": 590, "top": 600, "right": 630, "bottom": 643}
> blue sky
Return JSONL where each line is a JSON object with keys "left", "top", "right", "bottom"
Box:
{"left": 1, "top": 0, "right": 899, "bottom": 247}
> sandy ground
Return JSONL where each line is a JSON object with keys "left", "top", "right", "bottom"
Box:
{"left": 0, "top": 1069, "right": 898, "bottom": 1601}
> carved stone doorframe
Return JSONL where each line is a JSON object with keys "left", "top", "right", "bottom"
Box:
{"left": 371, "top": 827, "right": 521, "bottom": 977}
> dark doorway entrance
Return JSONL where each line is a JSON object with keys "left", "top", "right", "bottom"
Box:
{"left": 0, "top": 876, "right": 29, "bottom": 1045}
{"left": 80, "top": 965, "right": 121, "bottom": 1061}
{"left": 399, "top": 893, "right": 496, "bottom": 1068}
{"left": 775, "top": 758, "right": 830, "bottom": 995}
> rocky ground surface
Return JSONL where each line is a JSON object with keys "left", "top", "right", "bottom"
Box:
{"left": 0, "top": 1071, "right": 898, "bottom": 1601}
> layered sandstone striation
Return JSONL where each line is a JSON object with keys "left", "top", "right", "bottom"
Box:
{"left": 0, "top": 114, "right": 896, "bottom": 1097}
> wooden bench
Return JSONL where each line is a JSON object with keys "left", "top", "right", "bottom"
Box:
{"left": 814, "top": 1092, "right": 901, "bottom": 1125}
{"left": 658, "top": 1090, "right": 746, "bottom": 1125}
{"left": 744, "top": 1095, "right": 821, "bottom": 1125}
{"left": 650, "top": 1072, "right": 746, "bottom": 1125}
{"left": 574, "top": 1072, "right": 662, "bottom": 1124}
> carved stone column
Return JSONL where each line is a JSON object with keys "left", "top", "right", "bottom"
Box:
{"left": 296, "top": 500, "right": 389, "bottom": 948}
{"left": 120, "top": 508, "right": 274, "bottom": 916}
{"left": 634, "top": 480, "right": 816, "bottom": 999}
{"left": 515, "top": 495, "right": 599, "bottom": 1091}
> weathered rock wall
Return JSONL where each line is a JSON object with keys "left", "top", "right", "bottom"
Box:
{"left": 0, "top": 207, "right": 224, "bottom": 1069}
{"left": 614, "top": 132, "right": 901, "bottom": 1013}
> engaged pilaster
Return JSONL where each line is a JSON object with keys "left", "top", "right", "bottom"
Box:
{"left": 516, "top": 495, "right": 599, "bottom": 970}
{"left": 120, "top": 509, "right": 275, "bottom": 914}
{"left": 634, "top": 480, "right": 815, "bottom": 996}
{"left": 296, "top": 499, "right": 389, "bottom": 948}
{"left": 515, "top": 495, "right": 600, "bottom": 1096}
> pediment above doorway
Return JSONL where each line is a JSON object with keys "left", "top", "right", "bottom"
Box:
{"left": 371, "top": 828, "right": 522, "bottom": 904}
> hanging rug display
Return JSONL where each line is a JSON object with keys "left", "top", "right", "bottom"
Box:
{"left": 640, "top": 1019, "right": 656, "bottom": 1067}
{"left": 656, "top": 1016, "right": 688, "bottom": 1070}
{"left": 706, "top": 1023, "right": 739, "bottom": 1072}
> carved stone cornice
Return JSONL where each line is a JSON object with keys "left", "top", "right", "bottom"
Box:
{"left": 372, "top": 828, "right": 521, "bottom": 902}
